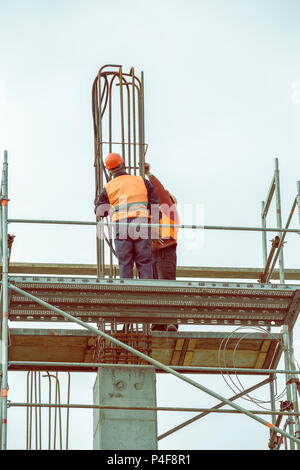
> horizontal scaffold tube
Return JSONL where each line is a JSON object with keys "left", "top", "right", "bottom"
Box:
{"left": 7, "top": 362, "right": 300, "bottom": 375}
{"left": 7, "top": 218, "right": 300, "bottom": 233}
{"left": 7, "top": 402, "right": 300, "bottom": 416}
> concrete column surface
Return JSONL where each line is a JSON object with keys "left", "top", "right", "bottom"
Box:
{"left": 93, "top": 365, "right": 157, "bottom": 450}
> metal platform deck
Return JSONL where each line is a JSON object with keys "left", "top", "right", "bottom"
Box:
{"left": 8, "top": 328, "right": 283, "bottom": 374}
{"left": 8, "top": 276, "right": 300, "bottom": 327}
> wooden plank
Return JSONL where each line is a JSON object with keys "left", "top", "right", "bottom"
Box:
{"left": 183, "top": 339, "right": 197, "bottom": 366}
{"left": 170, "top": 338, "right": 185, "bottom": 366}
{"left": 254, "top": 340, "right": 271, "bottom": 369}
{"left": 83, "top": 337, "right": 97, "bottom": 363}
{"left": 262, "top": 341, "right": 282, "bottom": 370}
{"left": 191, "top": 349, "right": 258, "bottom": 368}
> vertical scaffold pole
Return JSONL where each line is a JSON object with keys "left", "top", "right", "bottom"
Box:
{"left": 282, "top": 325, "right": 295, "bottom": 450}
{"left": 261, "top": 201, "right": 267, "bottom": 266}
{"left": 0, "top": 154, "right": 2, "bottom": 448}
{"left": 261, "top": 203, "right": 276, "bottom": 426}
{"left": 274, "top": 158, "right": 285, "bottom": 284}
{"left": 1, "top": 150, "right": 9, "bottom": 450}
{"left": 288, "top": 328, "right": 300, "bottom": 449}
{"left": 297, "top": 181, "right": 300, "bottom": 227}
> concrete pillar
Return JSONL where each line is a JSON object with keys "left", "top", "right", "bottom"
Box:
{"left": 93, "top": 365, "right": 157, "bottom": 450}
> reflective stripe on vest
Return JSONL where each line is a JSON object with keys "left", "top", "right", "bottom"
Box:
{"left": 105, "top": 174, "right": 149, "bottom": 222}
{"left": 160, "top": 209, "right": 179, "bottom": 241}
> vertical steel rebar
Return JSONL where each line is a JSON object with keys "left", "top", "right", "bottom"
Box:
{"left": 274, "top": 158, "right": 285, "bottom": 284}
{"left": 53, "top": 373, "right": 63, "bottom": 449}
{"left": 53, "top": 375, "right": 57, "bottom": 449}
{"left": 139, "top": 71, "right": 145, "bottom": 178}
{"left": 119, "top": 67, "right": 125, "bottom": 159}
{"left": 29, "top": 371, "right": 33, "bottom": 449}
{"left": 26, "top": 372, "right": 30, "bottom": 449}
{"left": 95, "top": 68, "right": 105, "bottom": 278}
{"left": 127, "top": 75, "right": 132, "bottom": 174}
{"left": 131, "top": 69, "right": 137, "bottom": 175}
{"left": 46, "top": 372, "right": 52, "bottom": 450}
{"left": 66, "top": 373, "right": 71, "bottom": 450}
{"left": 1, "top": 151, "right": 9, "bottom": 450}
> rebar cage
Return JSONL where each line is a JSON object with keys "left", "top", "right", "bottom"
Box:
{"left": 92, "top": 65, "right": 147, "bottom": 278}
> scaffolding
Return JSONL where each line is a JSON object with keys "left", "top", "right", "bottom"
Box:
{"left": 1, "top": 65, "right": 300, "bottom": 450}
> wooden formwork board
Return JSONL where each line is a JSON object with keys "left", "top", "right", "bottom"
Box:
{"left": 7, "top": 329, "right": 282, "bottom": 374}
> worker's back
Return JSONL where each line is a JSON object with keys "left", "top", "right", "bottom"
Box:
{"left": 105, "top": 174, "right": 149, "bottom": 221}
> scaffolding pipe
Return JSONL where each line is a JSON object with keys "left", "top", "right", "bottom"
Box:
{"left": 7, "top": 218, "right": 300, "bottom": 234}
{"left": 5, "top": 403, "right": 300, "bottom": 417}
{"left": 282, "top": 325, "right": 295, "bottom": 449}
{"left": 287, "top": 327, "right": 300, "bottom": 449}
{"left": 265, "top": 197, "right": 297, "bottom": 283}
{"left": 158, "top": 377, "right": 272, "bottom": 441}
{"left": 4, "top": 282, "right": 300, "bottom": 447}
{"left": 262, "top": 176, "right": 275, "bottom": 218}
{"left": 260, "top": 236, "right": 280, "bottom": 283}
{"left": 8, "top": 361, "right": 300, "bottom": 375}
{"left": 1, "top": 151, "right": 9, "bottom": 450}
{"left": 297, "top": 181, "right": 300, "bottom": 227}
{"left": 261, "top": 201, "right": 267, "bottom": 266}
{"left": 274, "top": 158, "right": 285, "bottom": 284}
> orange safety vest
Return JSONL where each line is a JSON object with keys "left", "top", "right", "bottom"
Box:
{"left": 105, "top": 174, "right": 150, "bottom": 222}
{"left": 160, "top": 207, "right": 179, "bottom": 241}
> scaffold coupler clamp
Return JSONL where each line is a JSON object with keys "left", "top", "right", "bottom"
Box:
{"left": 280, "top": 400, "right": 293, "bottom": 412}
{"left": 287, "top": 377, "right": 300, "bottom": 395}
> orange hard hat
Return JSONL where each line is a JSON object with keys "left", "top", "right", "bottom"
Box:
{"left": 105, "top": 153, "right": 124, "bottom": 170}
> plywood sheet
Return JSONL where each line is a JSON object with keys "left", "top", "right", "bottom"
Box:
{"left": 8, "top": 329, "right": 282, "bottom": 374}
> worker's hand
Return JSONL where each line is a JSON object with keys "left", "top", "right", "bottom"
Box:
{"left": 152, "top": 239, "right": 164, "bottom": 247}
{"left": 144, "top": 162, "right": 150, "bottom": 174}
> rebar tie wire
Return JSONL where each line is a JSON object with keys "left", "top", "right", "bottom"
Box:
{"left": 217, "top": 326, "right": 287, "bottom": 409}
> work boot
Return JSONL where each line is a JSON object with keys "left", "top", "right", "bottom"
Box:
{"left": 151, "top": 324, "right": 165, "bottom": 331}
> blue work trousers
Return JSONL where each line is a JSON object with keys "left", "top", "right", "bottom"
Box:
{"left": 114, "top": 236, "right": 153, "bottom": 279}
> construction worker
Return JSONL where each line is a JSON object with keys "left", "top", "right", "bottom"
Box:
{"left": 144, "top": 162, "right": 179, "bottom": 332}
{"left": 95, "top": 153, "right": 160, "bottom": 279}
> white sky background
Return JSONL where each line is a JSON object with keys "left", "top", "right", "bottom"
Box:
{"left": 0, "top": 0, "right": 300, "bottom": 450}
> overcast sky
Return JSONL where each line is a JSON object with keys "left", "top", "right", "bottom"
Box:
{"left": 0, "top": 0, "right": 300, "bottom": 450}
